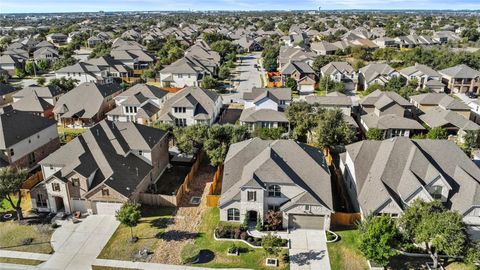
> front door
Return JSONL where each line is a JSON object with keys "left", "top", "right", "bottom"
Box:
{"left": 54, "top": 196, "right": 64, "bottom": 213}
{"left": 248, "top": 210, "right": 258, "bottom": 222}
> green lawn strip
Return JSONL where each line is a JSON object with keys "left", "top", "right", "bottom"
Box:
{"left": 445, "top": 262, "right": 478, "bottom": 270}
{"left": 0, "top": 221, "right": 53, "bottom": 254}
{"left": 192, "top": 207, "right": 288, "bottom": 270}
{"left": 0, "top": 197, "right": 18, "bottom": 212}
{"left": 57, "top": 126, "right": 87, "bottom": 135}
{"left": 327, "top": 229, "right": 369, "bottom": 270}
{"left": 98, "top": 206, "right": 175, "bottom": 261}
{"left": 0, "top": 257, "right": 44, "bottom": 266}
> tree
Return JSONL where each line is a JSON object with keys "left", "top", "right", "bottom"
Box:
{"left": 0, "top": 167, "right": 28, "bottom": 220}
{"left": 24, "top": 61, "right": 36, "bottom": 76}
{"left": 358, "top": 215, "right": 399, "bottom": 266}
{"left": 285, "top": 102, "right": 317, "bottom": 142}
{"left": 462, "top": 130, "right": 479, "bottom": 156}
{"left": 313, "top": 109, "right": 355, "bottom": 152}
{"left": 36, "top": 59, "right": 50, "bottom": 71}
{"left": 398, "top": 200, "right": 467, "bottom": 269}
{"left": 37, "top": 77, "right": 46, "bottom": 86}
{"left": 52, "top": 57, "right": 77, "bottom": 70}
{"left": 461, "top": 28, "right": 480, "bottom": 42}
{"left": 15, "top": 67, "right": 25, "bottom": 79}
{"left": 366, "top": 128, "right": 384, "bottom": 140}
{"left": 261, "top": 233, "right": 283, "bottom": 255}
{"left": 140, "top": 69, "right": 156, "bottom": 80}
{"left": 201, "top": 76, "right": 218, "bottom": 89}
{"left": 364, "top": 82, "right": 384, "bottom": 95}
{"left": 252, "top": 127, "right": 285, "bottom": 140}
{"left": 285, "top": 77, "right": 297, "bottom": 91}
{"left": 312, "top": 55, "right": 338, "bottom": 73}
{"left": 173, "top": 124, "right": 208, "bottom": 155}
{"left": 426, "top": 127, "right": 448, "bottom": 140}
{"left": 115, "top": 203, "right": 141, "bottom": 242}
{"left": 218, "top": 65, "right": 230, "bottom": 80}
{"left": 385, "top": 76, "right": 407, "bottom": 92}
{"left": 88, "top": 43, "right": 111, "bottom": 59}
{"left": 263, "top": 57, "right": 278, "bottom": 72}
{"left": 48, "top": 77, "right": 78, "bottom": 92}
{"left": 210, "top": 40, "right": 236, "bottom": 58}
{"left": 203, "top": 32, "right": 228, "bottom": 45}
{"left": 265, "top": 210, "right": 282, "bottom": 230}
{"left": 204, "top": 124, "right": 249, "bottom": 166}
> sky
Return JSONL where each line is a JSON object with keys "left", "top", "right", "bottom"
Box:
{"left": 1, "top": 0, "right": 480, "bottom": 13}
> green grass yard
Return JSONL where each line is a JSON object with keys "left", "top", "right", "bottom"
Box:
{"left": 192, "top": 207, "right": 289, "bottom": 270}
{"left": 98, "top": 206, "right": 175, "bottom": 261}
{"left": 0, "top": 221, "right": 54, "bottom": 254}
{"left": 327, "top": 229, "right": 369, "bottom": 270}
{"left": 0, "top": 257, "right": 44, "bottom": 266}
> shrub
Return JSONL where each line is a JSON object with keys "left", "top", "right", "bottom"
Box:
{"left": 247, "top": 237, "right": 254, "bottom": 243}
{"left": 281, "top": 250, "right": 289, "bottom": 263}
{"left": 227, "top": 243, "right": 238, "bottom": 253}
{"left": 234, "top": 228, "right": 241, "bottom": 239}
{"left": 181, "top": 243, "right": 201, "bottom": 264}
{"left": 216, "top": 224, "right": 235, "bottom": 238}
{"left": 22, "top": 238, "right": 33, "bottom": 245}
{"left": 255, "top": 216, "right": 263, "bottom": 231}
{"left": 240, "top": 232, "right": 247, "bottom": 241}
{"left": 51, "top": 223, "right": 59, "bottom": 229}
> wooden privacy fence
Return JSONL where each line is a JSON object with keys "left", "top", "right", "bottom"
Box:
{"left": 330, "top": 212, "right": 362, "bottom": 227}
{"left": 206, "top": 165, "right": 223, "bottom": 207}
{"left": 140, "top": 151, "right": 204, "bottom": 207}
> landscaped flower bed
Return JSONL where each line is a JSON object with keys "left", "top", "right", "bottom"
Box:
{"left": 214, "top": 224, "right": 288, "bottom": 248}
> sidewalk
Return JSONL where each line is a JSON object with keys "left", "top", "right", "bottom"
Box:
{"left": 0, "top": 250, "right": 51, "bottom": 261}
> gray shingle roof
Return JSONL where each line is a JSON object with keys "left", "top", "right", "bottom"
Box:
{"left": 410, "top": 93, "right": 469, "bottom": 111}
{"left": 440, "top": 64, "right": 480, "bottom": 79}
{"left": 220, "top": 138, "right": 333, "bottom": 211}
{"left": 419, "top": 107, "right": 480, "bottom": 131}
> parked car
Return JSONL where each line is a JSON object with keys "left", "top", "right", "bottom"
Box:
{"left": 467, "top": 91, "right": 478, "bottom": 99}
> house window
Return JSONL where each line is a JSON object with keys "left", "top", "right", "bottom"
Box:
{"left": 52, "top": 183, "right": 60, "bottom": 192}
{"left": 227, "top": 208, "right": 240, "bottom": 221}
{"left": 268, "top": 205, "right": 279, "bottom": 211}
{"left": 9, "top": 149, "right": 14, "bottom": 156}
{"left": 305, "top": 205, "right": 310, "bottom": 211}
{"left": 178, "top": 74, "right": 183, "bottom": 78}
{"left": 102, "top": 189, "right": 110, "bottom": 196}
{"left": 247, "top": 191, "right": 256, "bottom": 202}
{"left": 139, "top": 150, "right": 143, "bottom": 156}
{"left": 268, "top": 185, "right": 281, "bottom": 197}
{"left": 175, "top": 118, "right": 187, "bottom": 127}
{"left": 28, "top": 152, "right": 36, "bottom": 165}
{"left": 72, "top": 178, "right": 80, "bottom": 187}
{"left": 431, "top": 186, "right": 443, "bottom": 200}
{"left": 37, "top": 193, "right": 48, "bottom": 208}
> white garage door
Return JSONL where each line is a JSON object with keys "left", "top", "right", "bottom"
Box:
{"left": 288, "top": 214, "right": 325, "bottom": 230}
{"left": 94, "top": 202, "right": 123, "bottom": 215}
{"left": 298, "top": 84, "right": 315, "bottom": 93}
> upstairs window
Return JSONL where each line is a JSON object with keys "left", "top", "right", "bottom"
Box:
{"left": 431, "top": 186, "right": 443, "bottom": 200}
{"left": 72, "top": 178, "right": 80, "bottom": 187}
{"left": 247, "top": 191, "right": 256, "bottom": 202}
{"left": 52, "top": 183, "right": 60, "bottom": 192}
{"left": 102, "top": 189, "right": 110, "bottom": 196}
{"left": 268, "top": 185, "right": 281, "bottom": 197}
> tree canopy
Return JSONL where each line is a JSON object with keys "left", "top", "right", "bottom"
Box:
{"left": 0, "top": 167, "right": 28, "bottom": 220}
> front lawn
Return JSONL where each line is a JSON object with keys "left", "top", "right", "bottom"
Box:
{"left": 445, "top": 262, "right": 478, "bottom": 270}
{"left": 0, "top": 257, "right": 44, "bottom": 266}
{"left": 0, "top": 221, "right": 53, "bottom": 254}
{"left": 327, "top": 229, "right": 368, "bottom": 270}
{"left": 98, "top": 206, "right": 175, "bottom": 261}
{"left": 192, "top": 207, "right": 289, "bottom": 270}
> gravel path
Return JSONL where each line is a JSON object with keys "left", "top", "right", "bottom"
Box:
{"left": 151, "top": 164, "right": 215, "bottom": 264}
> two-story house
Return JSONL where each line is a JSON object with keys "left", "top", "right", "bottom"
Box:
{"left": 219, "top": 138, "right": 334, "bottom": 230}
{"left": 159, "top": 56, "right": 217, "bottom": 88}
{"left": 12, "top": 85, "right": 63, "bottom": 118}
{"left": 439, "top": 64, "right": 480, "bottom": 94}
{"left": 399, "top": 63, "right": 444, "bottom": 92}
{"left": 158, "top": 86, "right": 222, "bottom": 126}
{"left": 340, "top": 137, "right": 480, "bottom": 226}
{"left": 29, "top": 120, "right": 169, "bottom": 215}
{"left": 55, "top": 62, "right": 113, "bottom": 85}
{"left": 357, "top": 63, "right": 399, "bottom": 91}
{"left": 0, "top": 107, "right": 60, "bottom": 170}
{"left": 320, "top": 62, "right": 357, "bottom": 91}
{"left": 239, "top": 87, "right": 291, "bottom": 130}
{"left": 359, "top": 90, "right": 425, "bottom": 138}
{"left": 53, "top": 82, "right": 123, "bottom": 128}
{"left": 281, "top": 61, "right": 316, "bottom": 94}
{"left": 107, "top": 84, "right": 169, "bottom": 126}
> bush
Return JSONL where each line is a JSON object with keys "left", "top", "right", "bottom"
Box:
{"left": 281, "top": 250, "right": 289, "bottom": 263}
{"left": 247, "top": 237, "right": 254, "bottom": 243}
{"left": 22, "top": 238, "right": 33, "bottom": 245}
{"left": 240, "top": 232, "right": 247, "bottom": 241}
{"left": 51, "top": 223, "right": 59, "bottom": 229}
{"left": 227, "top": 243, "right": 238, "bottom": 253}
{"left": 216, "top": 224, "right": 235, "bottom": 238}
{"left": 181, "top": 243, "right": 201, "bottom": 264}
{"left": 234, "top": 228, "right": 241, "bottom": 239}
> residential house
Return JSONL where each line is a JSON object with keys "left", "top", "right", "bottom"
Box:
{"left": 12, "top": 85, "right": 63, "bottom": 118}
{"left": 240, "top": 87, "right": 291, "bottom": 130}
{"left": 419, "top": 107, "right": 480, "bottom": 140}
{"left": 439, "top": 64, "right": 480, "bottom": 94}
{"left": 278, "top": 46, "right": 316, "bottom": 70}
{"left": 159, "top": 56, "right": 216, "bottom": 88}
{"left": 310, "top": 41, "right": 338, "bottom": 55}
{"left": 320, "top": 62, "right": 356, "bottom": 91}
{"left": 107, "top": 84, "right": 169, "bottom": 126}
{"left": 0, "top": 82, "right": 19, "bottom": 106}
{"left": 110, "top": 39, "right": 155, "bottom": 72}
{"left": 158, "top": 86, "right": 222, "bottom": 126}
{"left": 281, "top": 61, "right": 316, "bottom": 94}
{"left": 30, "top": 120, "right": 169, "bottom": 215}
{"left": 46, "top": 33, "right": 68, "bottom": 45}
{"left": 358, "top": 63, "right": 399, "bottom": 91}
{"left": 340, "top": 137, "right": 480, "bottom": 226}
{"left": 359, "top": 90, "right": 424, "bottom": 138}
{"left": 185, "top": 40, "right": 221, "bottom": 66}
{"left": 373, "top": 37, "right": 397, "bottom": 48}
{"left": 56, "top": 62, "right": 112, "bottom": 84}
{"left": 399, "top": 63, "right": 444, "bottom": 92}
{"left": 233, "top": 37, "right": 263, "bottom": 53}
{"left": 0, "top": 54, "right": 26, "bottom": 76}
{"left": 33, "top": 47, "right": 59, "bottom": 63}
{"left": 53, "top": 82, "right": 123, "bottom": 128}
{"left": 219, "top": 138, "right": 334, "bottom": 230}
{"left": 409, "top": 93, "right": 471, "bottom": 119}
{"left": 0, "top": 107, "right": 60, "bottom": 170}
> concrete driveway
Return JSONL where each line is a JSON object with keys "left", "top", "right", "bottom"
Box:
{"left": 288, "top": 230, "right": 331, "bottom": 270}
{"left": 40, "top": 215, "right": 119, "bottom": 270}
{"left": 223, "top": 53, "right": 263, "bottom": 104}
